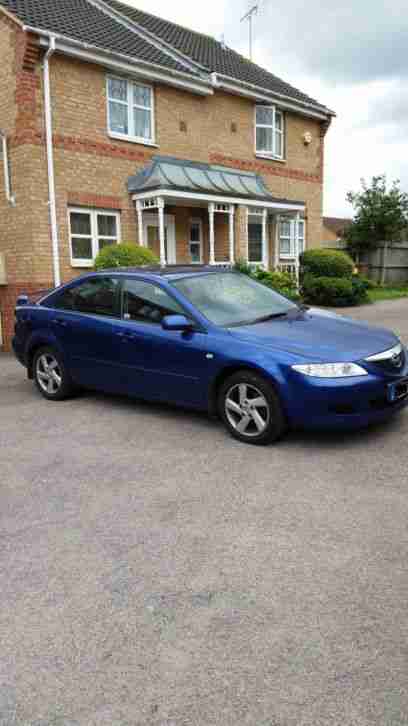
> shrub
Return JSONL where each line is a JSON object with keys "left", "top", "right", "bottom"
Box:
{"left": 253, "top": 268, "right": 300, "bottom": 301}
{"left": 302, "top": 275, "right": 369, "bottom": 307}
{"left": 300, "top": 248, "right": 354, "bottom": 280}
{"left": 234, "top": 258, "right": 253, "bottom": 276}
{"left": 233, "top": 261, "right": 300, "bottom": 301}
{"left": 94, "top": 243, "right": 159, "bottom": 270}
{"left": 355, "top": 274, "right": 378, "bottom": 290}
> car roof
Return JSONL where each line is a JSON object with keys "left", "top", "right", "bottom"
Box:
{"left": 92, "top": 265, "right": 235, "bottom": 282}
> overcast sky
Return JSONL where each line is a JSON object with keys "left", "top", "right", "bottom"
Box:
{"left": 121, "top": 0, "right": 407, "bottom": 218}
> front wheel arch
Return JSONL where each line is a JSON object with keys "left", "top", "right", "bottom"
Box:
{"left": 208, "top": 364, "right": 281, "bottom": 418}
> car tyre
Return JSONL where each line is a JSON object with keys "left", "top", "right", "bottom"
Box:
{"left": 219, "top": 370, "right": 287, "bottom": 445}
{"left": 33, "top": 346, "right": 74, "bottom": 401}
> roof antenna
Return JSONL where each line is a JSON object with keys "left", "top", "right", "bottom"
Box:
{"left": 240, "top": 4, "right": 258, "bottom": 60}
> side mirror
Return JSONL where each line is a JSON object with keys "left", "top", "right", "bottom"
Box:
{"left": 16, "top": 294, "right": 29, "bottom": 307}
{"left": 162, "top": 314, "right": 193, "bottom": 332}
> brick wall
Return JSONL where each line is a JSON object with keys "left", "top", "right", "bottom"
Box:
{"left": 0, "top": 26, "right": 328, "bottom": 350}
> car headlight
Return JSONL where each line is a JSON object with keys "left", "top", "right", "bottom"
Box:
{"left": 292, "top": 362, "right": 368, "bottom": 378}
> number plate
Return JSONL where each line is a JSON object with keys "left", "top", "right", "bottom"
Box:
{"left": 388, "top": 378, "right": 408, "bottom": 403}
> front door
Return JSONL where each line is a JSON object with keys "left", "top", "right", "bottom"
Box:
{"left": 143, "top": 214, "right": 176, "bottom": 264}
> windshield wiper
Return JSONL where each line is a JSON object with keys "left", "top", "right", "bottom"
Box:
{"left": 228, "top": 311, "right": 289, "bottom": 327}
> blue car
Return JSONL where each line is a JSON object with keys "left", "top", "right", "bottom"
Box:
{"left": 13, "top": 266, "right": 408, "bottom": 445}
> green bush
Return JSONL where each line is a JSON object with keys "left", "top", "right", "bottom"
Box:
{"left": 253, "top": 268, "right": 300, "bottom": 301}
{"left": 354, "top": 274, "right": 378, "bottom": 290}
{"left": 234, "top": 258, "right": 253, "bottom": 276}
{"left": 233, "top": 261, "right": 300, "bottom": 301}
{"left": 300, "top": 248, "right": 354, "bottom": 280}
{"left": 94, "top": 243, "right": 159, "bottom": 270}
{"left": 302, "top": 275, "right": 369, "bottom": 307}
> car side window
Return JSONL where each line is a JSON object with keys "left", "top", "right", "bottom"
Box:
{"left": 55, "top": 277, "right": 121, "bottom": 318}
{"left": 122, "top": 278, "right": 185, "bottom": 325}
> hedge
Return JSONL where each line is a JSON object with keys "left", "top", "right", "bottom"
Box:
{"left": 94, "top": 243, "right": 159, "bottom": 270}
{"left": 302, "top": 275, "right": 369, "bottom": 307}
{"left": 300, "top": 248, "right": 354, "bottom": 279}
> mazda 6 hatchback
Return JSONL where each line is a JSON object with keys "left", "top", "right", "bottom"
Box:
{"left": 13, "top": 267, "right": 408, "bottom": 445}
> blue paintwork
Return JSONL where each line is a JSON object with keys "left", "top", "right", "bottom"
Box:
{"left": 12, "top": 270, "right": 408, "bottom": 431}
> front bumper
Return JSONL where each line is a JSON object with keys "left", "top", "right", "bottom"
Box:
{"left": 282, "top": 369, "right": 408, "bottom": 431}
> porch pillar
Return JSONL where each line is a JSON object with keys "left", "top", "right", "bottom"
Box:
{"left": 208, "top": 202, "right": 215, "bottom": 265}
{"left": 262, "top": 208, "right": 269, "bottom": 269}
{"left": 228, "top": 205, "right": 235, "bottom": 265}
{"left": 274, "top": 214, "right": 280, "bottom": 270}
{"left": 235, "top": 205, "right": 249, "bottom": 261}
{"left": 294, "top": 211, "right": 300, "bottom": 283}
{"left": 158, "top": 197, "right": 166, "bottom": 267}
{"left": 136, "top": 200, "right": 144, "bottom": 247}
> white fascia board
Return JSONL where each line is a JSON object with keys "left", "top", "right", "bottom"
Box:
{"left": 217, "top": 75, "right": 335, "bottom": 120}
{"left": 90, "top": 0, "right": 209, "bottom": 76}
{"left": 27, "top": 27, "right": 213, "bottom": 97}
{"left": 132, "top": 189, "right": 305, "bottom": 212}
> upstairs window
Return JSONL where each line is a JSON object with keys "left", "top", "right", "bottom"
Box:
{"left": 107, "top": 76, "right": 154, "bottom": 144}
{"left": 255, "top": 105, "right": 284, "bottom": 159}
{"left": 69, "top": 208, "right": 120, "bottom": 267}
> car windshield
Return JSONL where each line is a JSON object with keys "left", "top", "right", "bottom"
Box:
{"left": 172, "top": 272, "right": 298, "bottom": 327}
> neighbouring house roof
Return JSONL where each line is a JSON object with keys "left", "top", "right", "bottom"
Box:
{"left": 104, "top": 0, "right": 331, "bottom": 114}
{"left": 0, "top": 0, "right": 333, "bottom": 117}
{"left": 323, "top": 216, "right": 352, "bottom": 237}
{"left": 128, "top": 156, "right": 304, "bottom": 209}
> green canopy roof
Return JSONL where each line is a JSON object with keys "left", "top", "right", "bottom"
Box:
{"left": 128, "top": 156, "right": 304, "bottom": 208}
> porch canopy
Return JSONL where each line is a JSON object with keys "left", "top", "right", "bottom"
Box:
{"left": 128, "top": 156, "right": 305, "bottom": 267}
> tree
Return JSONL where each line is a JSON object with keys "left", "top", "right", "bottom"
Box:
{"left": 344, "top": 175, "right": 408, "bottom": 259}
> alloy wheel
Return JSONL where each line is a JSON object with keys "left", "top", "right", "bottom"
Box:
{"left": 36, "top": 353, "right": 62, "bottom": 396}
{"left": 225, "top": 382, "right": 270, "bottom": 437}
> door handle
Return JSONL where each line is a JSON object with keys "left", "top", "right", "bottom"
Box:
{"left": 116, "top": 331, "right": 137, "bottom": 341}
{"left": 52, "top": 318, "right": 69, "bottom": 328}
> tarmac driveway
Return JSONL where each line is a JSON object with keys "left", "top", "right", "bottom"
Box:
{"left": 1, "top": 299, "right": 408, "bottom": 726}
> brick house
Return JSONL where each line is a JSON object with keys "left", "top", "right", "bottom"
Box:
{"left": 0, "top": 0, "right": 334, "bottom": 350}
{"left": 322, "top": 217, "right": 351, "bottom": 247}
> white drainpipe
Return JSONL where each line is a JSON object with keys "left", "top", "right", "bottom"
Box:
{"left": 43, "top": 35, "right": 61, "bottom": 287}
{"left": 0, "top": 131, "right": 16, "bottom": 206}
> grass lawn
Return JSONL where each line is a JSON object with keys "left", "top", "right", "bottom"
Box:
{"left": 368, "top": 286, "right": 408, "bottom": 303}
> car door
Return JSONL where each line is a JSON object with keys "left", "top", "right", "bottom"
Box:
{"left": 51, "top": 275, "right": 125, "bottom": 392}
{"left": 117, "top": 277, "right": 212, "bottom": 408}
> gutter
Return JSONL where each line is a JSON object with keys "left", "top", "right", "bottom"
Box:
{"left": 23, "top": 25, "right": 214, "bottom": 97}
{"left": 43, "top": 35, "right": 61, "bottom": 287}
{"left": 217, "top": 74, "right": 336, "bottom": 120}
{"left": 0, "top": 131, "right": 16, "bottom": 206}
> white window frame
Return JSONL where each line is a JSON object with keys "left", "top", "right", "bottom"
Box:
{"left": 68, "top": 207, "right": 121, "bottom": 267}
{"left": 106, "top": 75, "right": 156, "bottom": 146}
{"left": 278, "top": 216, "right": 305, "bottom": 259}
{"left": 255, "top": 105, "right": 285, "bottom": 160}
{"left": 189, "top": 218, "right": 203, "bottom": 264}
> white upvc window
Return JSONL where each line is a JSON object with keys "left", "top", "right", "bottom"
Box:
{"left": 107, "top": 76, "right": 155, "bottom": 145}
{"left": 255, "top": 105, "right": 284, "bottom": 159}
{"left": 279, "top": 217, "right": 305, "bottom": 258}
{"left": 69, "top": 208, "right": 121, "bottom": 267}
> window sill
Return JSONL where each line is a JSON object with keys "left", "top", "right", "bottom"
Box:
{"left": 255, "top": 153, "right": 286, "bottom": 163}
{"left": 108, "top": 132, "right": 159, "bottom": 148}
{"left": 71, "top": 260, "right": 94, "bottom": 268}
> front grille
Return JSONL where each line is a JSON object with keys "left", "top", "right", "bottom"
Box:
{"left": 371, "top": 348, "right": 405, "bottom": 373}
{"left": 365, "top": 344, "right": 406, "bottom": 374}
